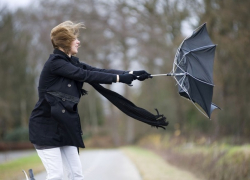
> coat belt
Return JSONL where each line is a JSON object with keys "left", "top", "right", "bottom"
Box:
{"left": 47, "top": 91, "right": 79, "bottom": 103}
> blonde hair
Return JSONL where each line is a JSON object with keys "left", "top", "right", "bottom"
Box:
{"left": 50, "top": 21, "right": 85, "bottom": 54}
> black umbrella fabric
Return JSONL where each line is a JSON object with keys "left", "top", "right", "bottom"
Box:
{"left": 151, "top": 23, "right": 220, "bottom": 118}
{"left": 172, "top": 23, "right": 220, "bottom": 118}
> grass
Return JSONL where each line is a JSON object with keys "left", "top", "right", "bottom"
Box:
{"left": 137, "top": 134, "right": 250, "bottom": 180}
{"left": 121, "top": 146, "right": 202, "bottom": 180}
{"left": 0, "top": 154, "right": 44, "bottom": 180}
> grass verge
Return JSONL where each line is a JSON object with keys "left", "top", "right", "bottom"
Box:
{"left": 0, "top": 153, "right": 44, "bottom": 180}
{"left": 138, "top": 134, "right": 250, "bottom": 180}
{"left": 121, "top": 146, "right": 201, "bottom": 180}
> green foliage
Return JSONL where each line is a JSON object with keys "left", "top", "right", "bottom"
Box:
{"left": 3, "top": 126, "right": 29, "bottom": 142}
{"left": 0, "top": 8, "right": 36, "bottom": 141}
{"left": 139, "top": 134, "right": 250, "bottom": 180}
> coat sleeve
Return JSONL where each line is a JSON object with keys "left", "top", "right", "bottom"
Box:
{"left": 50, "top": 58, "right": 117, "bottom": 84}
{"left": 80, "top": 62, "right": 128, "bottom": 75}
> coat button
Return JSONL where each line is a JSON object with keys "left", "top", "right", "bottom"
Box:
{"left": 62, "top": 98, "right": 65, "bottom": 101}
{"left": 68, "top": 84, "right": 71, "bottom": 87}
{"left": 62, "top": 109, "right": 65, "bottom": 113}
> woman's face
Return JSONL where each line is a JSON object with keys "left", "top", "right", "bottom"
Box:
{"left": 69, "top": 38, "right": 80, "bottom": 56}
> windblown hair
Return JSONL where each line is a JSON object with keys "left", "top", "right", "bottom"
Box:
{"left": 50, "top": 21, "right": 85, "bottom": 54}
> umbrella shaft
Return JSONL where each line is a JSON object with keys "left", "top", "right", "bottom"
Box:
{"left": 150, "top": 73, "right": 186, "bottom": 77}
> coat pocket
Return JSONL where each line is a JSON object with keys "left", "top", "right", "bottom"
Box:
{"left": 50, "top": 98, "right": 79, "bottom": 124}
{"left": 46, "top": 91, "right": 79, "bottom": 113}
{"left": 50, "top": 99, "right": 78, "bottom": 117}
{"left": 50, "top": 100, "right": 81, "bottom": 139}
{"left": 46, "top": 91, "right": 81, "bottom": 136}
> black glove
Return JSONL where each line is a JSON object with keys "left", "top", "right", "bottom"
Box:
{"left": 119, "top": 74, "right": 137, "bottom": 84}
{"left": 137, "top": 73, "right": 152, "bottom": 81}
{"left": 133, "top": 70, "right": 148, "bottom": 76}
{"left": 133, "top": 70, "right": 152, "bottom": 81}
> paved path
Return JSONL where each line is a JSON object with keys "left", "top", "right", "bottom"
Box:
{"left": 0, "top": 150, "right": 36, "bottom": 164}
{"left": 32, "top": 149, "right": 141, "bottom": 180}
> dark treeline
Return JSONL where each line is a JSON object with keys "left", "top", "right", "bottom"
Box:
{"left": 0, "top": 0, "right": 249, "bottom": 145}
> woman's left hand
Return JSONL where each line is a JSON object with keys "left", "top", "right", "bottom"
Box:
{"left": 132, "top": 70, "right": 152, "bottom": 81}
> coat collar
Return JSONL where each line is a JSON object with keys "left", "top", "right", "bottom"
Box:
{"left": 53, "top": 49, "right": 71, "bottom": 61}
{"left": 53, "top": 49, "right": 79, "bottom": 64}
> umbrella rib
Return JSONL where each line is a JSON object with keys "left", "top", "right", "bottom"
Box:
{"left": 188, "top": 73, "right": 214, "bottom": 86}
{"left": 173, "top": 59, "right": 185, "bottom": 73}
{"left": 173, "top": 60, "right": 214, "bottom": 86}
{"left": 173, "top": 52, "right": 211, "bottom": 118}
{"left": 174, "top": 45, "right": 215, "bottom": 72}
{"left": 179, "top": 75, "right": 186, "bottom": 87}
{"left": 189, "top": 45, "right": 216, "bottom": 53}
{"left": 186, "top": 52, "right": 215, "bottom": 86}
{"left": 173, "top": 48, "right": 215, "bottom": 87}
{"left": 172, "top": 23, "right": 208, "bottom": 74}
{"left": 190, "top": 99, "right": 210, "bottom": 118}
{"left": 174, "top": 76, "right": 209, "bottom": 119}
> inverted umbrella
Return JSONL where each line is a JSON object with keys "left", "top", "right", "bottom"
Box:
{"left": 152, "top": 23, "right": 220, "bottom": 118}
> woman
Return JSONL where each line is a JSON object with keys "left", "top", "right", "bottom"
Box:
{"left": 29, "top": 21, "right": 150, "bottom": 180}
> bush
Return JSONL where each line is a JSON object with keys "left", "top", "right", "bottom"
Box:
{"left": 139, "top": 134, "right": 250, "bottom": 180}
{"left": 3, "top": 126, "right": 29, "bottom": 142}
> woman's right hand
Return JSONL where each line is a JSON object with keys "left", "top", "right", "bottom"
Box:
{"left": 119, "top": 74, "right": 137, "bottom": 84}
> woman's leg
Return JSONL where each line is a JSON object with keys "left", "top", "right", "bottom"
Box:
{"left": 36, "top": 147, "right": 64, "bottom": 180}
{"left": 60, "top": 146, "right": 84, "bottom": 180}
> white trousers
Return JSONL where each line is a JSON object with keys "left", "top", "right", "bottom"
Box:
{"left": 36, "top": 146, "right": 84, "bottom": 180}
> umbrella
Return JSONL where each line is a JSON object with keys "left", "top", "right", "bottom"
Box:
{"left": 151, "top": 23, "right": 220, "bottom": 118}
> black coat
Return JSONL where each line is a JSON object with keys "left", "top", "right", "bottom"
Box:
{"left": 29, "top": 49, "right": 126, "bottom": 148}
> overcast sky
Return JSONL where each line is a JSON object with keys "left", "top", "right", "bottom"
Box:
{"left": 0, "top": 0, "right": 31, "bottom": 11}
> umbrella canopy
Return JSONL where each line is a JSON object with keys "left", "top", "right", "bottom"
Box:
{"left": 171, "top": 23, "right": 220, "bottom": 118}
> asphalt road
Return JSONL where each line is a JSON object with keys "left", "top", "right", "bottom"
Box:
{"left": 31, "top": 149, "right": 142, "bottom": 180}
{"left": 0, "top": 149, "right": 36, "bottom": 164}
